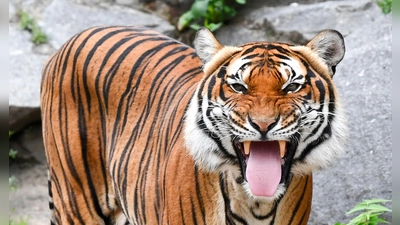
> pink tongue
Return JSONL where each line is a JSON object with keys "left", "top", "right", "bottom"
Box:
{"left": 246, "top": 141, "right": 281, "bottom": 197}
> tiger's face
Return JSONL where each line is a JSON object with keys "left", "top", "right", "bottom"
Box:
{"left": 185, "top": 28, "right": 346, "bottom": 199}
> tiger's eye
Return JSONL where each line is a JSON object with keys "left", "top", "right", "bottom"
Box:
{"left": 230, "top": 83, "right": 247, "bottom": 93}
{"left": 284, "top": 83, "right": 301, "bottom": 93}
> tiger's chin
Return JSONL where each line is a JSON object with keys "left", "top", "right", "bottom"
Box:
{"left": 241, "top": 182, "right": 287, "bottom": 201}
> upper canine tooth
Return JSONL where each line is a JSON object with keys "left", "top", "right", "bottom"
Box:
{"left": 243, "top": 141, "right": 250, "bottom": 155}
{"left": 279, "top": 141, "right": 286, "bottom": 158}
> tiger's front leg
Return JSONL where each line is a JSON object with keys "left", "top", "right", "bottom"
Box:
{"left": 43, "top": 119, "right": 128, "bottom": 224}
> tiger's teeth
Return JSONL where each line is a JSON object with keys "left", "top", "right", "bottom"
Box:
{"left": 279, "top": 141, "right": 286, "bottom": 158}
{"left": 243, "top": 141, "right": 251, "bottom": 155}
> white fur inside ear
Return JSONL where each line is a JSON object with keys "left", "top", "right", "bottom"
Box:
{"left": 194, "top": 27, "right": 223, "bottom": 64}
{"left": 307, "top": 30, "right": 345, "bottom": 70}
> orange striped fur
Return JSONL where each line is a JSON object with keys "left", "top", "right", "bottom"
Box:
{"left": 41, "top": 26, "right": 346, "bottom": 224}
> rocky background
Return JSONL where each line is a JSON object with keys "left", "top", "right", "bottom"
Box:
{"left": 9, "top": 0, "right": 392, "bottom": 224}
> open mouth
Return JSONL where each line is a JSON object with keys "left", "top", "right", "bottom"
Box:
{"left": 234, "top": 140, "right": 294, "bottom": 197}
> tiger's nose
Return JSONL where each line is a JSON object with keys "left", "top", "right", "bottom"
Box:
{"left": 248, "top": 117, "right": 277, "bottom": 132}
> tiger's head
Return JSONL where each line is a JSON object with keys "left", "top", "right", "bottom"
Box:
{"left": 184, "top": 28, "right": 347, "bottom": 199}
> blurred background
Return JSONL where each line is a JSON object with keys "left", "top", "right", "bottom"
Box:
{"left": 8, "top": 0, "right": 392, "bottom": 224}
{"left": 392, "top": 0, "right": 398, "bottom": 224}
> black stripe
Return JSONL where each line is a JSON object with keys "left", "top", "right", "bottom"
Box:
{"left": 70, "top": 27, "right": 110, "bottom": 103}
{"left": 251, "top": 204, "right": 276, "bottom": 220}
{"left": 242, "top": 44, "right": 265, "bottom": 55}
{"left": 298, "top": 177, "right": 312, "bottom": 224}
{"left": 194, "top": 166, "right": 206, "bottom": 223}
{"left": 82, "top": 27, "right": 130, "bottom": 111}
{"left": 287, "top": 175, "right": 308, "bottom": 224}
{"left": 273, "top": 53, "right": 291, "bottom": 61}
{"left": 77, "top": 71, "right": 108, "bottom": 221}
{"left": 243, "top": 53, "right": 260, "bottom": 60}
{"left": 190, "top": 195, "right": 200, "bottom": 225}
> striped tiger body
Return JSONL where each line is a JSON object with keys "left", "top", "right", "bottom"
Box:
{"left": 40, "top": 26, "right": 346, "bottom": 224}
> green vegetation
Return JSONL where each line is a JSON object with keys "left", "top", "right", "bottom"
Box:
{"left": 377, "top": 0, "right": 392, "bottom": 14}
{"left": 9, "top": 131, "right": 17, "bottom": 160}
{"left": 178, "top": 0, "right": 391, "bottom": 32}
{"left": 335, "top": 199, "right": 391, "bottom": 225}
{"left": 9, "top": 176, "right": 18, "bottom": 191}
{"left": 9, "top": 149, "right": 17, "bottom": 159}
{"left": 9, "top": 131, "right": 28, "bottom": 224}
{"left": 178, "top": 0, "right": 246, "bottom": 32}
{"left": 19, "top": 9, "right": 48, "bottom": 45}
{"left": 9, "top": 131, "right": 17, "bottom": 190}
{"left": 9, "top": 217, "right": 29, "bottom": 225}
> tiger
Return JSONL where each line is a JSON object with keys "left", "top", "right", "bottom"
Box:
{"left": 40, "top": 25, "right": 346, "bottom": 224}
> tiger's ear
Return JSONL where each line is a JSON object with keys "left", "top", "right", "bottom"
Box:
{"left": 193, "top": 27, "right": 224, "bottom": 64}
{"left": 307, "top": 30, "right": 345, "bottom": 76}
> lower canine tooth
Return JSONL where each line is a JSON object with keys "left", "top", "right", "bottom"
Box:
{"left": 243, "top": 141, "right": 250, "bottom": 155}
{"left": 279, "top": 141, "right": 286, "bottom": 158}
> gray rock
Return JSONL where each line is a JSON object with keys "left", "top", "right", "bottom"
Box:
{"left": 40, "top": 0, "right": 174, "bottom": 49}
{"left": 216, "top": 0, "right": 383, "bottom": 45}
{"left": 215, "top": 18, "right": 309, "bottom": 46}
{"left": 74, "top": 0, "right": 113, "bottom": 5}
{"left": 115, "top": 0, "right": 139, "bottom": 6}
{"left": 9, "top": 106, "right": 41, "bottom": 134}
{"left": 247, "top": 0, "right": 382, "bottom": 40}
{"left": 9, "top": 25, "right": 49, "bottom": 109}
{"left": 32, "top": 43, "right": 56, "bottom": 55}
{"left": 9, "top": 25, "right": 48, "bottom": 132}
{"left": 11, "top": 0, "right": 52, "bottom": 21}
{"left": 10, "top": 122, "right": 46, "bottom": 164}
{"left": 9, "top": 163, "right": 50, "bottom": 225}
{"left": 161, "top": 0, "right": 194, "bottom": 14}
{"left": 9, "top": 2, "right": 17, "bottom": 22}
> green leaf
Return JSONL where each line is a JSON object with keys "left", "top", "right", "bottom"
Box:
{"left": 335, "top": 199, "right": 391, "bottom": 225}
{"left": 374, "top": 217, "right": 390, "bottom": 224}
{"left": 177, "top": 11, "right": 195, "bottom": 30}
{"left": 206, "top": 22, "right": 223, "bottom": 32}
{"left": 190, "top": 0, "right": 209, "bottom": 18}
{"left": 377, "top": 0, "right": 392, "bottom": 14}
{"left": 347, "top": 199, "right": 392, "bottom": 214}
{"left": 9, "top": 149, "right": 18, "bottom": 159}
{"left": 189, "top": 24, "right": 202, "bottom": 31}
{"left": 18, "top": 10, "right": 48, "bottom": 44}
{"left": 19, "top": 10, "right": 34, "bottom": 31}
{"left": 178, "top": 0, "right": 246, "bottom": 32}
{"left": 365, "top": 204, "right": 392, "bottom": 213}
{"left": 31, "top": 26, "right": 48, "bottom": 45}
{"left": 368, "top": 215, "right": 390, "bottom": 224}
{"left": 362, "top": 199, "right": 391, "bottom": 205}
{"left": 9, "top": 176, "right": 18, "bottom": 190}
{"left": 223, "top": 5, "right": 237, "bottom": 17}
{"left": 346, "top": 204, "right": 369, "bottom": 214}
{"left": 347, "top": 212, "right": 369, "bottom": 225}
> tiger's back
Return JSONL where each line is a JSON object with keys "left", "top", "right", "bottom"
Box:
{"left": 41, "top": 26, "right": 206, "bottom": 224}
{"left": 41, "top": 26, "right": 345, "bottom": 224}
